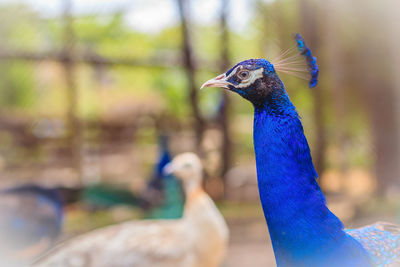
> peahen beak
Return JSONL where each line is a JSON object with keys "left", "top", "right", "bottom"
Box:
{"left": 163, "top": 163, "right": 174, "bottom": 176}
{"left": 200, "top": 74, "right": 231, "bottom": 90}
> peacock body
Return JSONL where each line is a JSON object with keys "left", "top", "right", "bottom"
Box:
{"left": 201, "top": 34, "right": 400, "bottom": 267}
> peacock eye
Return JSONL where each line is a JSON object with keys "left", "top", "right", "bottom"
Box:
{"left": 238, "top": 71, "right": 250, "bottom": 80}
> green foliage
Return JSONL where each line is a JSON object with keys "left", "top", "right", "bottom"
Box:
{"left": 0, "top": 4, "right": 44, "bottom": 50}
{"left": 153, "top": 69, "right": 188, "bottom": 118}
{"left": 0, "top": 62, "right": 35, "bottom": 109}
{"left": 0, "top": 4, "right": 43, "bottom": 110}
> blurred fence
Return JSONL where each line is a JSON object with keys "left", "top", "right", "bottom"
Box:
{"left": 0, "top": 0, "right": 234, "bottom": 194}
{"left": 1, "top": 0, "right": 400, "bottom": 197}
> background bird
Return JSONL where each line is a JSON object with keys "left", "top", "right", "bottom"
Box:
{"left": 201, "top": 34, "right": 400, "bottom": 267}
{"left": 80, "top": 134, "right": 184, "bottom": 219}
{"left": 143, "top": 134, "right": 184, "bottom": 219}
{"left": 33, "top": 153, "right": 229, "bottom": 267}
{"left": 0, "top": 185, "right": 65, "bottom": 266}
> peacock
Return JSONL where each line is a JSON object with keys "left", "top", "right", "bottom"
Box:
{"left": 0, "top": 185, "right": 65, "bottom": 266}
{"left": 81, "top": 134, "right": 184, "bottom": 219}
{"left": 143, "top": 134, "right": 184, "bottom": 219}
{"left": 201, "top": 34, "right": 400, "bottom": 267}
{"left": 33, "top": 153, "right": 229, "bottom": 267}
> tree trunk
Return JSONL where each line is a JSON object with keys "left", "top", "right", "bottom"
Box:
{"left": 218, "top": 0, "right": 232, "bottom": 195}
{"left": 354, "top": 0, "right": 400, "bottom": 196}
{"left": 176, "top": 0, "right": 205, "bottom": 151}
{"left": 324, "top": 0, "right": 348, "bottom": 172}
{"left": 390, "top": 0, "right": 400, "bottom": 193}
{"left": 358, "top": 59, "right": 400, "bottom": 196}
{"left": 62, "top": 0, "right": 83, "bottom": 184}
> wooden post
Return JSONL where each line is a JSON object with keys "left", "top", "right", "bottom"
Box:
{"left": 176, "top": 0, "right": 205, "bottom": 151}
{"left": 391, "top": 0, "right": 400, "bottom": 193}
{"left": 62, "top": 0, "right": 83, "bottom": 184}
{"left": 218, "top": 0, "right": 232, "bottom": 195}
{"left": 324, "top": 0, "right": 348, "bottom": 172}
{"left": 355, "top": 0, "right": 400, "bottom": 195}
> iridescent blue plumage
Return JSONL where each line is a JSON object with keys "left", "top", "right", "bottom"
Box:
{"left": 144, "top": 134, "right": 184, "bottom": 219}
{"left": 294, "top": 33, "right": 319, "bottom": 88}
{"left": 347, "top": 222, "right": 400, "bottom": 266}
{"left": 201, "top": 55, "right": 400, "bottom": 266}
{"left": 145, "top": 134, "right": 173, "bottom": 194}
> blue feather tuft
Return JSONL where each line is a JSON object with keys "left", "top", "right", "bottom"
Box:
{"left": 294, "top": 33, "right": 319, "bottom": 88}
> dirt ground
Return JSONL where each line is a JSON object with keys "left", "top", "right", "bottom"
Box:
{"left": 225, "top": 217, "right": 276, "bottom": 267}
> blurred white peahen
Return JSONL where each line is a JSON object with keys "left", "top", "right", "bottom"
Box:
{"left": 33, "top": 153, "right": 229, "bottom": 267}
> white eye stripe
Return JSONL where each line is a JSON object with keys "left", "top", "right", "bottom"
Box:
{"left": 236, "top": 68, "right": 264, "bottom": 88}
{"left": 226, "top": 65, "right": 241, "bottom": 80}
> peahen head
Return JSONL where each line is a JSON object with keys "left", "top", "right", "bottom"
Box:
{"left": 201, "top": 59, "right": 287, "bottom": 108}
{"left": 163, "top": 153, "right": 203, "bottom": 190}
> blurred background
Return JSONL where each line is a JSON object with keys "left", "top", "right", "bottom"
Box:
{"left": 0, "top": 0, "right": 399, "bottom": 266}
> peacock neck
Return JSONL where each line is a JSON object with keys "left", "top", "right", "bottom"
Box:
{"left": 252, "top": 90, "right": 372, "bottom": 266}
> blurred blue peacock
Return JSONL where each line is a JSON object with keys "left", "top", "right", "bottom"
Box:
{"left": 0, "top": 185, "right": 64, "bottom": 265}
{"left": 143, "top": 134, "right": 184, "bottom": 219}
{"left": 201, "top": 33, "right": 400, "bottom": 267}
{"left": 81, "top": 134, "right": 184, "bottom": 219}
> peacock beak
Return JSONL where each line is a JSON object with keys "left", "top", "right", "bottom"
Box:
{"left": 200, "top": 74, "right": 231, "bottom": 90}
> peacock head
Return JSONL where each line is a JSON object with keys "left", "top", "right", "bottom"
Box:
{"left": 201, "top": 59, "right": 285, "bottom": 107}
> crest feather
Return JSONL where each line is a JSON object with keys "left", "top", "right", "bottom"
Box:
{"left": 272, "top": 33, "right": 319, "bottom": 88}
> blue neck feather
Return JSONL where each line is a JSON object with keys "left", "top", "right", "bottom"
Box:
{"left": 252, "top": 81, "right": 372, "bottom": 266}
